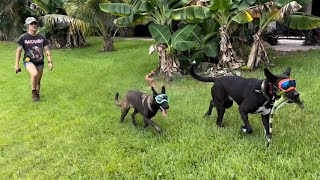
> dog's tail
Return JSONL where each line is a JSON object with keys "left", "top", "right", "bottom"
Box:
{"left": 190, "top": 62, "right": 217, "bottom": 82}
{"left": 115, "top": 92, "right": 121, "bottom": 107}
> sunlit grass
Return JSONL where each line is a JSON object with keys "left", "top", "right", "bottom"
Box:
{"left": 0, "top": 37, "right": 320, "bottom": 178}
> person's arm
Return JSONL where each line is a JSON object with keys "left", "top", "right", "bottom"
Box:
{"left": 44, "top": 45, "right": 53, "bottom": 70}
{"left": 15, "top": 45, "right": 23, "bottom": 72}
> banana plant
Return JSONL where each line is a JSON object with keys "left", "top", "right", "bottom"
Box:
{"left": 208, "top": 0, "right": 255, "bottom": 69}
{"left": 245, "top": 1, "right": 302, "bottom": 70}
{"left": 148, "top": 23, "right": 199, "bottom": 78}
{"left": 282, "top": 12, "right": 320, "bottom": 30}
{"left": 100, "top": 0, "right": 213, "bottom": 80}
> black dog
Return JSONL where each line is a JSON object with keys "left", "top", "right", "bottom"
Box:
{"left": 190, "top": 63, "right": 303, "bottom": 142}
{"left": 115, "top": 86, "right": 169, "bottom": 133}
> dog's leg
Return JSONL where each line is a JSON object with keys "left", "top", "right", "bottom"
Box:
{"left": 239, "top": 101, "right": 252, "bottom": 134}
{"left": 261, "top": 114, "right": 272, "bottom": 143}
{"left": 224, "top": 99, "right": 233, "bottom": 109}
{"left": 131, "top": 109, "right": 138, "bottom": 126}
{"left": 143, "top": 121, "right": 149, "bottom": 128}
{"left": 216, "top": 107, "right": 226, "bottom": 127}
{"left": 144, "top": 117, "right": 162, "bottom": 133}
{"left": 120, "top": 108, "right": 130, "bottom": 123}
{"left": 205, "top": 100, "right": 215, "bottom": 117}
{"left": 239, "top": 105, "right": 253, "bottom": 133}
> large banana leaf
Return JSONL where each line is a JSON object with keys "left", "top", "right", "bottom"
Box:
{"left": 172, "top": 41, "right": 196, "bottom": 51}
{"left": 114, "top": 13, "right": 148, "bottom": 26}
{"left": 171, "top": 24, "right": 196, "bottom": 42}
{"left": 171, "top": 24, "right": 197, "bottom": 51}
{"left": 113, "top": 15, "right": 134, "bottom": 26}
{"left": 237, "top": 0, "right": 251, "bottom": 12}
{"left": 209, "top": 0, "right": 233, "bottom": 11}
{"left": 272, "top": 1, "right": 302, "bottom": 22}
{"left": 232, "top": 10, "right": 253, "bottom": 24}
{"left": 100, "top": 3, "right": 135, "bottom": 16}
{"left": 189, "top": 27, "right": 218, "bottom": 57}
{"left": 246, "top": 1, "right": 301, "bottom": 29}
{"left": 246, "top": 0, "right": 257, "bottom": 5}
{"left": 128, "top": 0, "right": 150, "bottom": 11}
{"left": 148, "top": 23, "right": 171, "bottom": 44}
{"left": 202, "top": 40, "right": 219, "bottom": 57}
{"left": 283, "top": 13, "right": 320, "bottom": 30}
{"left": 171, "top": 0, "right": 193, "bottom": 9}
{"left": 170, "top": 6, "right": 212, "bottom": 21}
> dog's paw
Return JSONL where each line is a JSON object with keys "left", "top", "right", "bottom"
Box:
{"left": 155, "top": 126, "right": 162, "bottom": 134}
{"left": 241, "top": 126, "right": 252, "bottom": 134}
{"left": 266, "top": 134, "right": 272, "bottom": 144}
{"left": 203, "top": 113, "right": 211, "bottom": 118}
{"left": 216, "top": 123, "right": 224, "bottom": 128}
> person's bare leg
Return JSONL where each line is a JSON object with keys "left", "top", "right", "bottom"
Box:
{"left": 36, "top": 67, "right": 43, "bottom": 95}
{"left": 26, "top": 64, "right": 39, "bottom": 101}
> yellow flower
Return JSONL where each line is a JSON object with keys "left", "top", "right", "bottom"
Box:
{"left": 26, "top": 57, "right": 30, "bottom": 62}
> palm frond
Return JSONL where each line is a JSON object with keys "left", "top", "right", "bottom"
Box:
{"left": 39, "top": 14, "right": 91, "bottom": 35}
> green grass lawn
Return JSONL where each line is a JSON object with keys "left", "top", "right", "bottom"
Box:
{"left": 1, "top": 37, "right": 320, "bottom": 179}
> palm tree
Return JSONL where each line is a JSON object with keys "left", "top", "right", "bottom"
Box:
{"left": 28, "top": 0, "right": 90, "bottom": 48}
{"left": 65, "top": 0, "right": 123, "bottom": 52}
{"left": 39, "top": 14, "right": 90, "bottom": 48}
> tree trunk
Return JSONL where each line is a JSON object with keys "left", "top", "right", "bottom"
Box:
{"left": 102, "top": 34, "right": 114, "bottom": 52}
{"left": 247, "top": 33, "right": 271, "bottom": 70}
{"left": 149, "top": 44, "right": 181, "bottom": 82}
{"left": 49, "top": 28, "right": 86, "bottom": 49}
{"left": 218, "top": 27, "right": 244, "bottom": 69}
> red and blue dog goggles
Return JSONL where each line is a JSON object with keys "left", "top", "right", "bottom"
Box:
{"left": 278, "top": 78, "right": 296, "bottom": 92}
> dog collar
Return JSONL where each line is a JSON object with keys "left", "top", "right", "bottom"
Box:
{"left": 256, "top": 80, "right": 272, "bottom": 102}
{"left": 142, "top": 94, "right": 153, "bottom": 111}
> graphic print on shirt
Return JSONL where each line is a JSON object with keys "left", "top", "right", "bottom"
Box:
{"left": 25, "top": 46, "right": 44, "bottom": 62}
{"left": 24, "top": 39, "right": 44, "bottom": 63}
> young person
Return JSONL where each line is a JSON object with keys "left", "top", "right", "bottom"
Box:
{"left": 15, "top": 17, "right": 53, "bottom": 101}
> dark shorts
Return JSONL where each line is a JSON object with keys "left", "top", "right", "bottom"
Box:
{"left": 23, "top": 61, "right": 44, "bottom": 69}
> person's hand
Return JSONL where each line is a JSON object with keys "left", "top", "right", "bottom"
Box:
{"left": 15, "top": 65, "right": 21, "bottom": 73}
{"left": 48, "top": 61, "right": 53, "bottom": 70}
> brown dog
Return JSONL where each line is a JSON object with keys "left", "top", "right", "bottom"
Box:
{"left": 115, "top": 86, "right": 169, "bottom": 133}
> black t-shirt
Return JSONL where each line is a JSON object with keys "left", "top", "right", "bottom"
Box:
{"left": 17, "top": 33, "right": 49, "bottom": 65}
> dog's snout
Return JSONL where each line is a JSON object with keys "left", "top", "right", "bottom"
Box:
{"left": 293, "top": 91, "right": 299, "bottom": 98}
{"left": 161, "top": 103, "right": 169, "bottom": 109}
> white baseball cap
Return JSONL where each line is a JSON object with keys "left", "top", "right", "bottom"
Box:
{"left": 25, "top": 17, "right": 38, "bottom": 25}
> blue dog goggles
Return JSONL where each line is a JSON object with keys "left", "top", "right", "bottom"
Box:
{"left": 278, "top": 78, "right": 296, "bottom": 92}
{"left": 155, "top": 94, "right": 169, "bottom": 104}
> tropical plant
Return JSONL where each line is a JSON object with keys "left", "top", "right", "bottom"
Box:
{"left": 38, "top": 14, "right": 90, "bottom": 48}
{"left": 245, "top": 1, "right": 302, "bottom": 70}
{"left": 65, "top": 0, "right": 124, "bottom": 52}
{"left": 0, "top": 0, "right": 29, "bottom": 41}
{"left": 283, "top": 12, "right": 320, "bottom": 30}
{"left": 28, "top": 0, "right": 90, "bottom": 48}
{"left": 100, "top": 0, "right": 212, "bottom": 80}
{"left": 207, "top": 0, "right": 256, "bottom": 69}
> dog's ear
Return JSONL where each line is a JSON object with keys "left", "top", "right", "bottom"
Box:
{"left": 161, "top": 86, "right": 166, "bottom": 94}
{"left": 283, "top": 67, "right": 291, "bottom": 77}
{"left": 151, "top": 86, "right": 158, "bottom": 95}
{"left": 264, "top": 68, "right": 277, "bottom": 83}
